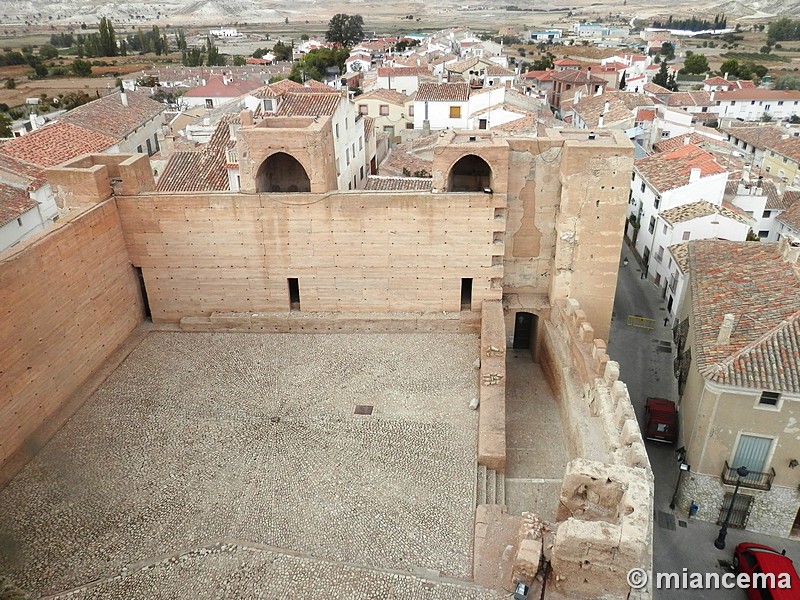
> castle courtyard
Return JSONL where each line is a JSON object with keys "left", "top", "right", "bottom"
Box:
{"left": 0, "top": 331, "right": 505, "bottom": 599}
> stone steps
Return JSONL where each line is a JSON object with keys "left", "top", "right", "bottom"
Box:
{"left": 475, "top": 464, "right": 505, "bottom": 507}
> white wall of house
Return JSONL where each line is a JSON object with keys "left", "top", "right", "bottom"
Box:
{"left": 629, "top": 168, "right": 729, "bottom": 261}
{"left": 727, "top": 185, "right": 783, "bottom": 240}
{"left": 376, "top": 74, "right": 420, "bottom": 95}
{"left": 122, "top": 113, "right": 164, "bottom": 156}
{"left": 413, "top": 99, "right": 469, "bottom": 130}
{"left": 332, "top": 101, "right": 367, "bottom": 190}
{"left": 0, "top": 184, "right": 60, "bottom": 252}
{"left": 664, "top": 250, "right": 688, "bottom": 323}
{"left": 717, "top": 97, "right": 800, "bottom": 122}
{"left": 648, "top": 213, "right": 750, "bottom": 295}
{"left": 356, "top": 98, "right": 411, "bottom": 138}
{"left": 346, "top": 58, "right": 372, "bottom": 74}
{"left": 467, "top": 106, "right": 527, "bottom": 130}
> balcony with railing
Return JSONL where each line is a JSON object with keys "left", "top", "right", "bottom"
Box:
{"left": 721, "top": 460, "right": 775, "bottom": 491}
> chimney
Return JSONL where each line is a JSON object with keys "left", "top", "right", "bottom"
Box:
{"left": 160, "top": 133, "right": 175, "bottom": 158}
{"left": 781, "top": 236, "right": 800, "bottom": 264}
{"left": 723, "top": 72, "right": 728, "bottom": 81}
{"left": 29, "top": 113, "right": 38, "bottom": 131}
{"left": 505, "top": 79, "right": 511, "bottom": 90}
{"left": 689, "top": 167, "right": 701, "bottom": 182}
{"left": 598, "top": 115, "right": 604, "bottom": 128}
{"left": 710, "top": 90, "right": 715, "bottom": 102}
{"left": 716, "top": 314, "right": 736, "bottom": 345}
{"left": 240, "top": 109, "right": 254, "bottom": 126}
{"left": 604, "top": 100, "right": 610, "bottom": 114}
{"left": 684, "top": 135, "right": 691, "bottom": 146}
{"left": 120, "top": 92, "right": 128, "bottom": 107}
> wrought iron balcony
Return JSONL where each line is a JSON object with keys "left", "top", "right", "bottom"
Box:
{"left": 721, "top": 460, "right": 775, "bottom": 491}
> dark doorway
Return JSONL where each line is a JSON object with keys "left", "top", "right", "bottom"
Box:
{"left": 256, "top": 152, "right": 310, "bottom": 193}
{"left": 288, "top": 278, "right": 300, "bottom": 311}
{"left": 513, "top": 312, "right": 538, "bottom": 353}
{"left": 791, "top": 507, "right": 800, "bottom": 538}
{"left": 479, "top": 118, "right": 487, "bottom": 130}
{"left": 667, "top": 295, "right": 674, "bottom": 312}
{"left": 460, "top": 278, "right": 473, "bottom": 311}
{"left": 448, "top": 154, "right": 492, "bottom": 192}
{"left": 134, "top": 266, "right": 151, "bottom": 318}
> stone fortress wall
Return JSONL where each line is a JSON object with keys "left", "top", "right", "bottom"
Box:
{"left": 0, "top": 126, "right": 650, "bottom": 598}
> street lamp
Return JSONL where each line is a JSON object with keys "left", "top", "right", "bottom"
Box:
{"left": 670, "top": 446, "right": 689, "bottom": 510}
{"left": 714, "top": 465, "right": 749, "bottom": 550}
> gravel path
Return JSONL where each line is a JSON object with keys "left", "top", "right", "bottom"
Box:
{"left": 0, "top": 332, "right": 483, "bottom": 597}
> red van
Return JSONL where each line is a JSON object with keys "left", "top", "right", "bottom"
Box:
{"left": 734, "top": 543, "right": 800, "bottom": 600}
{"left": 644, "top": 397, "right": 678, "bottom": 444}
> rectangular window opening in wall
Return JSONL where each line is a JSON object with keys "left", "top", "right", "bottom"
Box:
{"left": 379, "top": 105, "right": 389, "bottom": 116}
{"left": 648, "top": 216, "right": 655, "bottom": 234}
{"left": 134, "top": 267, "right": 152, "bottom": 318}
{"left": 763, "top": 210, "right": 772, "bottom": 218}
{"left": 717, "top": 493, "right": 753, "bottom": 529}
{"left": 288, "top": 278, "right": 300, "bottom": 311}
{"left": 17, "top": 217, "right": 23, "bottom": 227}
{"left": 449, "top": 105, "right": 461, "bottom": 118}
{"left": 359, "top": 104, "right": 368, "bottom": 115}
{"left": 759, "top": 391, "right": 780, "bottom": 406}
{"left": 461, "top": 278, "right": 473, "bottom": 311}
{"left": 758, "top": 230, "right": 769, "bottom": 238}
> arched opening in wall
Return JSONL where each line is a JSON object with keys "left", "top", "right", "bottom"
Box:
{"left": 448, "top": 154, "right": 492, "bottom": 192}
{"left": 255, "top": 152, "right": 310, "bottom": 193}
{"left": 513, "top": 311, "right": 539, "bottom": 361}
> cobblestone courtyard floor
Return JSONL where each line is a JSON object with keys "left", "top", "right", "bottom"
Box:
{"left": 0, "top": 332, "right": 500, "bottom": 598}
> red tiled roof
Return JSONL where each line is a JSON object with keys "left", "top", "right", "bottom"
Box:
{"left": 364, "top": 176, "right": 433, "bottom": 191}
{"left": 666, "top": 91, "right": 712, "bottom": 107}
{"left": 155, "top": 115, "right": 237, "bottom": 192}
{"left": 553, "top": 58, "right": 581, "bottom": 66}
{"left": 767, "top": 136, "right": 800, "bottom": 164}
{"left": 274, "top": 92, "right": 341, "bottom": 116}
{"left": 357, "top": 88, "right": 410, "bottom": 104}
{"left": 716, "top": 89, "right": 800, "bottom": 102}
{"left": 377, "top": 66, "right": 431, "bottom": 78}
{"left": 778, "top": 195, "right": 800, "bottom": 230}
{"left": 688, "top": 239, "right": 800, "bottom": 392}
{"left": 643, "top": 82, "right": 672, "bottom": 95}
{"left": 521, "top": 70, "right": 554, "bottom": 81}
{"left": 550, "top": 70, "right": 606, "bottom": 85}
{"left": 0, "top": 182, "right": 37, "bottom": 227}
{"left": 653, "top": 132, "right": 726, "bottom": 154}
{"left": 59, "top": 90, "right": 164, "bottom": 141}
{"left": 719, "top": 125, "right": 786, "bottom": 150}
{"left": 703, "top": 76, "right": 731, "bottom": 85}
{"left": 303, "top": 79, "right": 334, "bottom": 91}
{"left": 184, "top": 76, "right": 263, "bottom": 98}
{"left": 415, "top": 82, "right": 470, "bottom": 102}
{"left": 0, "top": 153, "right": 47, "bottom": 190}
{"left": 635, "top": 143, "right": 727, "bottom": 194}
{"left": 486, "top": 64, "right": 515, "bottom": 76}
{"left": 659, "top": 199, "right": 750, "bottom": 225}
{"left": 0, "top": 122, "right": 116, "bottom": 167}
{"left": 270, "top": 79, "right": 304, "bottom": 94}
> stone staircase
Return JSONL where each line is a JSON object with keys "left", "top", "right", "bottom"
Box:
{"left": 475, "top": 463, "right": 505, "bottom": 507}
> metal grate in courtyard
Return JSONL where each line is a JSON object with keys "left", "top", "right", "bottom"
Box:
{"left": 354, "top": 404, "right": 374, "bottom": 415}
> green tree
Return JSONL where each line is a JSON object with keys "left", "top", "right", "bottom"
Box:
{"left": 653, "top": 60, "right": 677, "bottom": 91}
{"left": 71, "top": 58, "right": 92, "bottom": 76}
{"left": 175, "top": 29, "right": 187, "bottom": 51}
{"left": 682, "top": 53, "right": 709, "bottom": 74}
{"left": 325, "top": 13, "right": 364, "bottom": 47}
{"left": 289, "top": 46, "right": 349, "bottom": 82}
{"left": 0, "top": 112, "right": 11, "bottom": 137}
{"left": 660, "top": 41, "right": 675, "bottom": 60}
{"left": 272, "top": 40, "right": 292, "bottom": 61}
{"left": 720, "top": 58, "right": 739, "bottom": 78}
{"left": 206, "top": 36, "right": 224, "bottom": 66}
{"left": 181, "top": 46, "right": 203, "bottom": 67}
{"left": 774, "top": 74, "right": 800, "bottom": 90}
{"left": 98, "top": 16, "right": 117, "bottom": 56}
{"left": 4, "top": 78, "right": 15, "bottom": 89}
{"left": 233, "top": 55, "right": 246, "bottom": 66}
{"left": 301, "top": 33, "right": 309, "bottom": 40}
{"left": 39, "top": 44, "right": 59, "bottom": 59}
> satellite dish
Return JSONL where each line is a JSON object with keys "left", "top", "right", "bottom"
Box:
{"left": 35, "top": 116, "right": 46, "bottom": 126}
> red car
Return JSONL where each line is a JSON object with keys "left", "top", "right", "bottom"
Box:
{"left": 644, "top": 397, "right": 678, "bottom": 444}
{"left": 734, "top": 543, "right": 800, "bottom": 600}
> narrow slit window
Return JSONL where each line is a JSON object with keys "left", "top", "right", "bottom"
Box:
{"left": 461, "top": 278, "right": 473, "bottom": 311}
{"left": 288, "top": 278, "right": 300, "bottom": 311}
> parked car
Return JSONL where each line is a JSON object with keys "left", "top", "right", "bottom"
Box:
{"left": 644, "top": 397, "right": 678, "bottom": 444}
{"left": 734, "top": 543, "right": 800, "bottom": 600}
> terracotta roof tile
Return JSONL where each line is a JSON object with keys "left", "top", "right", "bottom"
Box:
{"left": 415, "top": 82, "right": 469, "bottom": 102}
{"left": 719, "top": 125, "right": 786, "bottom": 150}
{"left": 653, "top": 132, "right": 727, "bottom": 154}
{"left": 667, "top": 242, "right": 690, "bottom": 273}
{"left": 659, "top": 199, "right": 751, "bottom": 226}
{"left": 0, "top": 122, "right": 116, "bottom": 167}
{"left": 357, "top": 89, "right": 410, "bottom": 104}
{"left": 717, "top": 89, "right": 800, "bottom": 102}
{"left": 778, "top": 197, "right": 800, "bottom": 230}
{"left": 666, "top": 90, "right": 712, "bottom": 107}
{"left": 376, "top": 66, "right": 431, "bottom": 78}
{"left": 275, "top": 92, "right": 341, "bottom": 117}
{"left": 688, "top": 239, "right": 800, "bottom": 392}
{"left": 59, "top": 90, "right": 164, "bottom": 141}
{"left": 0, "top": 182, "right": 37, "bottom": 227}
{"left": 155, "top": 115, "right": 237, "bottom": 192}
{"left": 573, "top": 91, "right": 653, "bottom": 128}
{"left": 767, "top": 136, "right": 800, "bottom": 164}
{"left": 550, "top": 70, "right": 606, "bottom": 85}
{"left": 183, "top": 76, "right": 263, "bottom": 98}
{"left": 703, "top": 76, "right": 731, "bottom": 86}
{"left": 0, "top": 153, "right": 47, "bottom": 190}
{"left": 364, "top": 176, "right": 433, "bottom": 191}
{"left": 635, "top": 144, "right": 727, "bottom": 194}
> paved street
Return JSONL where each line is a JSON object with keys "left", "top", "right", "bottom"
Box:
{"left": 608, "top": 242, "right": 800, "bottom": 600}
